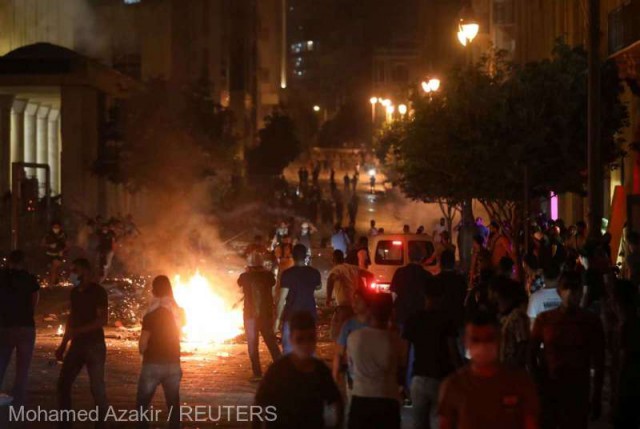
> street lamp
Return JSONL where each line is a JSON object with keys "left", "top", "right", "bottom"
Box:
{"left": 457, "top": 3, "right": 479, "bottom": 47}
{"left": 421, "top": 78, "right": 441, "bottom": 93}
{"left": 313, "top": 105, "right": 321, "bottom": 112}
{"left": 370, "top": 97, "right": 378, "bottom": 123}
{"left": 385, "top": 104, "right": 395, "bottom": 122}
{"left": 381, "top": 98, "right": 391, "bottom": 107}
{"left": 398, "top": 104, "right": 407, "bottom": 116}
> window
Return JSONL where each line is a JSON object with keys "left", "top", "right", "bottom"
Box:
{"left": 375, "top": 241, "right": 404, "bottom": 266}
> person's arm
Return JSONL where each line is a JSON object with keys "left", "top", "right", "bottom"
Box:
{"left": 314, "top": 271, "right": 322, "bottom": 291}
{"left": 332, "top": 343, "right": 346, "bottom": 382}
{"left": 276, "top": 288, "right": 289, "bottom": 329}
{"left": 590, "top": 317, "right": 605, "bottom": 421}
{"left": 527, "top": 316, "right": 543, "bottom": 379}
{"left": 138, "top": 330, "right": 151, "bottom": 355}
{"left": 326, "top": 273, "right": 336, "bottom": 307}
{"left": 55, "top": 316, "right": 73, "bottom": 361}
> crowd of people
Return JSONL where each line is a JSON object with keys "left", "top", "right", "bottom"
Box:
{"left": 40, "top": 214, "right": 141, "bottom": 286}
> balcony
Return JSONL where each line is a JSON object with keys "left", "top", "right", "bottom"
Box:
{"left": 608, "top": 0, "right": 640, "bottom": 55}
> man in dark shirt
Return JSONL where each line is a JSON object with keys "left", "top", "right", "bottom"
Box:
{"left": 137, "top": 276, "right": 184, "bottom": 429}
{"left": 238, "top": 253, "right": 281, "bottom": 380}
{"left": 55, "top": 258, "right": 108, "bottom": 429}
{"left": 277, "top": 244, "right": 321, "bottom": 354}
{"left": 529, "top": 271, "right": 605, "bottom": 429}
{"left": 0, "top": 250, "right": 40, "bottom": 405}
{"left": 403, "top": 278, "right": 461, "bottom": 429}
{"left": 255, "top": 311, "right": 342, "bottom": 429}
{"left": 390, "top": 245, "right": 432, "bottom": 401}
{"left": 438, "top": 312, "right": 539, "bottom": 429}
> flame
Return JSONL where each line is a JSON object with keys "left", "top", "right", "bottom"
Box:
{"left": 172, "top": 272, "right": 243, "bottom": 344}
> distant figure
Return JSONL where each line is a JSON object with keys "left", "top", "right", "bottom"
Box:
{"left": 331, "top": 224, "right": 351, "bottom": 256}
{"left": 432, "top": 218, "right": 447, "bottom": 243}
{"left": 487, "top": 221, "right": 513, "bottom": 269}
{"left": 403, "top": 225, "right": 411, "bottom": 234}
{"left": 368, "top": 220, "right": 379, "bottom": 237}
{"left": 42, "top": 221, "right": 67, "bottom": 287}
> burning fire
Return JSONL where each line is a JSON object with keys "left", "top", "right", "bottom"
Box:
{"left": 172, "top": 272, "right": 243, "bottom": 344}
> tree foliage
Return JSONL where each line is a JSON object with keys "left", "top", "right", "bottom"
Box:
{"left": 246, "top": 113, "right": 302, "bottom": 177}
{"left": 392, "top": 41, "right": 628, "bottom": 218}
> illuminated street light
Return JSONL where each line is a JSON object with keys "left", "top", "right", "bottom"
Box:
{"left": 381, "top": 98, "right": 391, "bottom": 107}
{"left": 369, "top": 97, "right": 378, "bottom": 123}
{"left": 386, "top": 105, "right": 395, "bottom": 115}
{"left": 421, "top": 78, "right": 441, "bottom": 93}
{"left": 398, "top": 104, "right": 408, "bottom": 116}
{"left": 458, "top": 3, "right": 479, "bottom": 47}
{"left": 313, "top": 105, "right": 321, "bottom": 112}
{"left": 369, "top": 97, "right": 378, "bottom": 105}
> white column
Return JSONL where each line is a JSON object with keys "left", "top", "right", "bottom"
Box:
{"left": 36, "top": 105, "right": 50, "bottom": 197}
{"left": 0, "top": 95, "right": 14, "bottom": 195}
{"left": 10, "top": 99, "right": 26, "bottom": 186}
{"left": 48, "top": 109, "right": 61, "bottom": 196}
{"left": 23, "top": 102, "right": 38, "bottom": 177}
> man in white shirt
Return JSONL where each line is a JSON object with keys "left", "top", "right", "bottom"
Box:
{"left": 346, "top": 294, "right": 405, "bottom": 429}
{"left": 527, "top": 265, "right": 562, "bottom": 324}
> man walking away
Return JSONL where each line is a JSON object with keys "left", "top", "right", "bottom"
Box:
{"left": 238, "top": 253, "right": 281, "bottom": 380}
{"left": 527, "top": 264, "right": 562, "bottom": 325}
{"left": 438, "top": 312, "right": 539, "bottom": 429}
{"left": 403, "top": 279, "right": 461, "bottom": 429}
{"left": 0, "top": 250, "right": 40, "bottom": 406}
{"left": 529, "top": 271, "right": 604, "bottom": 429}
{"left": 137, "top": 276, "right": 185, "bottom": 429}
{"left": 347, "top": 294, "right": 404, "bottom": 429}
{"left": 326, "top": 250, "right": 361, "bottom": 341}
{"left": 56, "top": 258, "right": 108, "bottom": 429}
{"left": 255, "top": 311, "right": 342, "bottom": 429}
{"left": 277, "top": 245, "right": 322, "bottom": 354}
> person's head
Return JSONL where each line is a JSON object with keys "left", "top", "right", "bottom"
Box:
{"left": 542, "top": 263, "right": 561, "bottom": 287}
{"left": 440, "top": 249, "right": 455, "bottom": 271}
{"left": 472, "top": 235, "right": 484, "bottom": 250}
{"left": 247, "top": 252, "right": 265, "bottom": 269}
{"left": 439, "top": 217, "right": 445, "bottom": 226}
{"left": 403, "top": 224, "right": 410, "bottom": 233}
{"left": 352, "top": 288, "right": 370, "bottom": 316}
{"left": 489, "top": 221, "right": 500, "bottom": 235}
{"left": 288, "top": 311, "right": 317, "bottom": 359}
{"left": 370, "top": 219, "right": 376, "bottom": 228}
{"left": 475, "top": 217, "right": 484, "bottom": 226}
{"left": 334, "top": 223, "right": 342, "bottom": 233}
{"left": 576, "top": 221, "right": 587, "bottom": 235}
{"left": 7, "top": 250, "right": 25, "bottom": 270}
{"left": 71, "top": 258, "right": 92, "bottom": 285}
{"left": 492, "top": 278, "right": 519, "bottom": 313}
{"left": 301, "top": 222, "right": 310, "bottom": 234}
{"left": 409, "top": 243, "right": 425, "bottom": 264}
{"left": 378, "top": 227, "right": 385, "bottom": 234}
{"left": 51, "top": 221, "right": 62, "bottom": 234}
{"left": 332, "top": 249, "right": 344, "bottom": 265}
{"left": 557, "top": 271, "right": 582, "bottom": 308}
{"left": 612, "top": 279, "right": 638, "bottom": 320}
{"left": 292, "top": 244, "right": 307, "bottom": 265}
{"left": 151, "top": 275, "right": 174, "bottom": 299}
{"left": 464, "top": 312, "right": 500, "bottom": 368}
{"left": 567, "top": 225, "right": 577, "bottom": 236}
{"left": 498, "top": 257, "right": 514, "bottom": 277}
{"left": 440, "top": 230, "right": 451, "bottom": 243}
{"left": 416, "top": 225, "right": 425, "bottom": 234}
{"left": 368, "top": 293, "right": 393, "bottom": 328}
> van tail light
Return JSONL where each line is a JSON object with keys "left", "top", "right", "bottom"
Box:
{"left": 392, "top": 241, "right": 402, "bottom": 246}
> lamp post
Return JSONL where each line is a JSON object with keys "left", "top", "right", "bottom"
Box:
{"left": 398, "top": 104, "right": 408, "bottom": 117}
{"left": 421, "top": 78, "right": 441, "bottom": 94}
{"left": 370, "top": 97, "right": 378, "bottom": 123}
{"left": 456, "top": 2, "right": 479, "bottom": 272}
{"left": 386, "top": 104, "right": 395, "bottom": 122}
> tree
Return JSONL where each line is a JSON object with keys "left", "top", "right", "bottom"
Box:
{"left": 391, "top": 41, "right": 628, "bottom": 264}
{"left": 246, "top": 113, "right": 302, "bottom": 177}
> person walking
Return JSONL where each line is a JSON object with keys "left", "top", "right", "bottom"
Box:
{"left": 0, "top": 250, "right": 40, "bottom": 406}
{"left": 55, "top": 258, "right": 108, "bottom": 429}
{"left": 326, "top": 250, "right": 361, "bottom": 341}
{"left": 347, "top": 294, "right": 404, "bottom": 429}
{"left": 136, "top": 276, "right": 185, "bottom": 429}
{"left": 331, "top": 224, "right": 351, "bottom": 256}
{"left": 438, "top": 312, "right": 539, "bottom": 429}
{"left": 529, "top": 271, "right": 605, "bottom": 429}
{"left": 255, "top": 311, "right": 343, "bottom": 429}
{"left": 403, "top": 279, "right": 461, "bottom": 429}
{"left": 238, "top": 253, "right": 282, "bottom": 381}
{"left": 42, "top": 221, "right": 67, "bottom": 287}
{"left": 276, "top": 245, "right": 322, "bottom": 354}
